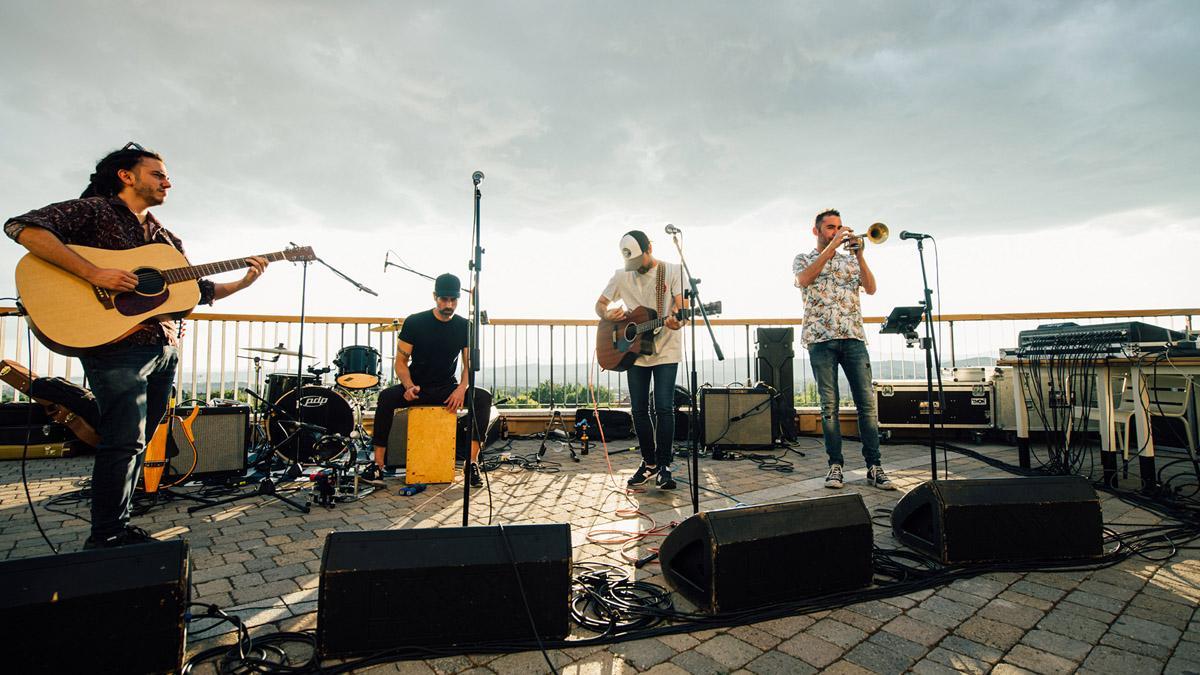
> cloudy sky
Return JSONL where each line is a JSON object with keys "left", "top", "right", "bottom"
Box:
{"left": 1, "top": 1, "right": 1197, "bottom": 322}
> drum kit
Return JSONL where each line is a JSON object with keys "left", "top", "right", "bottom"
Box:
{"left": 231, "top": 340, "right": 390, "bottom": 506}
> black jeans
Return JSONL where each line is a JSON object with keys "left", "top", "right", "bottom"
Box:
{"left": 371, "top": 382, "right": 494, "bottom": 447}
{"left": 78, "top": 345, "right": 178, "bottom": 537}
{"left": 627, "top": 363, "right": 679, "bottom": 467}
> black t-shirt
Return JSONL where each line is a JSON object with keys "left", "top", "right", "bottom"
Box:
{"left": 397, "top": 310, "right": 468, "bottom": 387}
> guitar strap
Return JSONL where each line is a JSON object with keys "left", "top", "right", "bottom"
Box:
{"left": 655, "top": 263, "right": 666, "bottom": 320}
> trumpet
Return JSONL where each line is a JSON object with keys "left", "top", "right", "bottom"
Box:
{"left": 844, "top": 222, "right": 889, "bottom": 252}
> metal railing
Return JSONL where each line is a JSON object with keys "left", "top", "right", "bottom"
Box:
{"left": 1, "top": 307, "right": 1195, "bottom": 407}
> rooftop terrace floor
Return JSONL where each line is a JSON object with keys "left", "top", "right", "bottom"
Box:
{"left": 2, "top": 436, "right": 1199, "bottom": 674}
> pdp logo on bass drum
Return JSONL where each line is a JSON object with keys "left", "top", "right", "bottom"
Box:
{"left": 299, "top": 395, "right": 329, "bottom": 407}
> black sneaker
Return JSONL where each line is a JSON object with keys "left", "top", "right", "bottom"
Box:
{"left": 655, "top": 467, "right": 677, "bottom": 490}
{"left": 825, "top": 464, "right": 845, "bottom": 489}
{"left": 867, "top": 465, "right": 896, "bottom": 490}
{"left": 627, "top": 462, "right": 660, "bottom": 487}
{"left": 469, "top": 463, "right": 483, "bottom": 488}
{"left": 84, "top": 525, "right": 156, "bottom": 549}
{"left": 360, "top": 463, "right": 386, "bottom": 487}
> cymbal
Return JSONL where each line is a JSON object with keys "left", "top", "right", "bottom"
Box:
{"left": 241, "top": 345, "right": 314, "bottom": 358}
{"left": 369, "top": 321, "right": 404, "bottom": 333}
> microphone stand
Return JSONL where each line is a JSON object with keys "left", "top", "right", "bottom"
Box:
{"left": 385, "top": 257, "right": 475, "bottom": 295}
{"left": 913, "top": 237, "right": 945, "bottom": 480}
{"left": 463, "top": 172, "right": 485, "bottom": 526}
{"left": 315, "top": 256, "right": 378, "bottom": 297}
{"left": 670, "top": 230, "right": 724, "bottom": 514}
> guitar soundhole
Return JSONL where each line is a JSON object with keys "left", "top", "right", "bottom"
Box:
{"left": 623, "top": 323, "right": 638, "bottom": 342}
{"left": 133, "top": 267, "right": 166, "bottom": 295}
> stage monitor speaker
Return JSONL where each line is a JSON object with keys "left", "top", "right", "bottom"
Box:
{"left": 702, "top": 387, "right": 774, "bottom": 449}
{"left": 318, "top": 524, "right": 571, "bottom": 658}
{"left": 756, "top": 327, "right": 797, "bottom": 440}
{"left": 0, "top": 540, "right": 189, "bottom": 674}
{"left": 169, "top": 405, "right": 249, "bottom": 478}
{"left": 658, "top": 494, "right": 872, "bottom": 613}
{"left": 891, "top": 476, "right": 1103, "bottom": 564}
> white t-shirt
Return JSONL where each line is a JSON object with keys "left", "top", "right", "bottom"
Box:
{"left": 602, "top": 261, "right": 684, "bottom": 366}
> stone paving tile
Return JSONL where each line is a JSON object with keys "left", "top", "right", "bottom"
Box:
{"left": 668, "top": 649, "right": 727, "bottom": 675}
{"left": 1020, "top": 628, "right": 1094, "bottom": 662}
{"left": 776, "top": 633, "right": 842, "bottom": 669}
{"left": 1003, "top": 644, "right": 1080, "bottom": 674}
{"left": 1037, "top": 607, "right": 1111, "bottom": 643}
{"left": 743, "top": 650, "right": 816, "bottom": 675}
{"left": 693, "top": 634, "right": 762, "bottom": 670}
{"left": 882, "top": 614, "right": 947, "bottom": 647}
{"left": 1080, "top": 644, "right": 1165, "bottom": 674}
{"left": 978, "top": 597, "right": 1045, "bottom": 630}
{"left": 954, "top": 615, "right": 1026, "bottom": 652}
{"left": 611, "top": 638, "right": 674, "bottom": 670}
{"left": 807, "top": 618, "right": 868, "bottom": 649}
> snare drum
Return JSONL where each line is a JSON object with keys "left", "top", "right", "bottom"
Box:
{"left": 267, "top": 385, "right": 357, "bottom": 463}
{"left": 334, "top": 345, "right": 382, "bottom": 389}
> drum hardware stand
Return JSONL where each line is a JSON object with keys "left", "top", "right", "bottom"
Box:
{"left": 669, "top": 225, "right": 725, "bottom": 515}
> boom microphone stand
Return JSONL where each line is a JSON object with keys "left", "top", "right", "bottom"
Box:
{"left": 463, "top": 170, "right": 485, "bottom": 526}
{"left": 898, "top": 230, "right": 945, "bottom": 480}
{"left": 668, "top": 225, "right": 724, "bottom": 514}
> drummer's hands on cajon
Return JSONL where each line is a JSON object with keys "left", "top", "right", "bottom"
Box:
{"left": 445, "top": 383, "right": 467, "bottom": 412}
{"left": 403, "top": 384, "right": 421, "bottom": 401}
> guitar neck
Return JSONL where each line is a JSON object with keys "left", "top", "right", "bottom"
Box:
{"left": 162, "top": 250, "right": 293, "bottom": 283}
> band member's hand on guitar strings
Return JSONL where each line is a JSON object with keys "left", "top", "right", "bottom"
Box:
{"left": 89, "top": 267, "right": 139, "bottom": 292}
{"left": 605, "top": 307, "right": 627, "bottom": 322}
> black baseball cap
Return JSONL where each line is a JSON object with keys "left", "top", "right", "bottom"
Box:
{"left": 434, "top": 273, "right": 461, "bottom": 298}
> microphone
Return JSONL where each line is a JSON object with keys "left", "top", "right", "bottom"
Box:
{"left": 383, "top": 251, "right": 389, "bottom": 273}
{"left": 472, "top": 171, "right": 485, "bottom": 185}
{"left": 665, "top": 223, "right": 681, "bottom": 235}
{"left": 899, "top": 231, "right": 931, "bottom": 241}
{"left": 278, "top": 420, "right": 329, "bottom": 434}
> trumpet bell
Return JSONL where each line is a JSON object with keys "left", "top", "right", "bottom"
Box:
{"left": 867, "top": 222, "right": 888, "bottom": 244}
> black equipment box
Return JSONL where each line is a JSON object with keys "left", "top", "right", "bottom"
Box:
{"left": 573, "top": 408, "right": 635, "bottom": 440}
{"left": 874, "top": 379, "right": 993, "bottom": 429}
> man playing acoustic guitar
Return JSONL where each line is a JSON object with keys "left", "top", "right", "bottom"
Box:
{"left": 594, "top": 230, "right": 686, "bottom": 490}
{"left": 4, "top": 143, "right": 269, "bottom": 548}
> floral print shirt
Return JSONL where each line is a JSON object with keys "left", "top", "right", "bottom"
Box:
{"left": 792, "top": 249, "right": 866, "bottom": 348}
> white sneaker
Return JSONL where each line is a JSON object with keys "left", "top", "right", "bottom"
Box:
{"left": 825, "top": 464, "right": 844, "bottom": 489}
{"left": 868, "top": 465, "right": 896, "bottom": 490}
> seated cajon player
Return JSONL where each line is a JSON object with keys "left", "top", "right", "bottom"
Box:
{"left": 365, "top": 273, "right": 492, "bottom": 488}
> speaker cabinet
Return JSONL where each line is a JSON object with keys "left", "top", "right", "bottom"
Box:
{"left": 318, "top": 524, "right": 572, "bottom": 657}
{"left": 658, "top": 495, "right": 872, "bottom": 613}
{"left": 0, "top": 540, "right": 189, "bottom": 674}
{"left": 168, "top": 405, "right": 249, "bottom": 478}
{"left": 891, "top": 476, "right": 1103, "bottom": 564}
{"left": 702, "top": 387, "right": 774, "bottom": 449}
{"left": 756, "top": 327, "right": 798, "bottom": 440}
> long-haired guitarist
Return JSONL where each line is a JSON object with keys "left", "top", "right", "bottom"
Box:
{"left": 594, "top": 230, "right": 686, "bottom": 490}
{"left": 4, "top": 143, "right": 269, "bottom": 548}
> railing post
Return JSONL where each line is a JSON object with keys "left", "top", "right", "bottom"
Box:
{"left": 948, "top": 320, "right": 956, "bottom": 368}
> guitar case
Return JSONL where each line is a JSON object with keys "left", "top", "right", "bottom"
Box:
{"left": 0, "top": 360, "right": 101, "bottom": 450}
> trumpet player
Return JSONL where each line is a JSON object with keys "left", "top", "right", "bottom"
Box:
{"left": 792, "top": 208, "right": 894, "bottom": 491}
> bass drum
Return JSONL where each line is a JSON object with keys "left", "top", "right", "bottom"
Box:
{"left": 267, "top": 385, "right": 356, "bottom": 463}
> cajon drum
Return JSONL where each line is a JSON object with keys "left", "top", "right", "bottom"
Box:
{"left": 385, "top": 407, "right": 456, "bottom": 484}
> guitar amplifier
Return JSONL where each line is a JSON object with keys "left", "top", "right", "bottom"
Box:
{"left": 168, "top": 405, "right": 249, "bottom": 478}
{"left": 702, "top": 387, "right": 774, "bottom": 449}
{"left": 874, "top": 380, "right": 992, "bottom": 429}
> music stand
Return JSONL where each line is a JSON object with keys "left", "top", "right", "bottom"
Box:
{"left": 881, "top": 304, "right": 941, "bottom": 479}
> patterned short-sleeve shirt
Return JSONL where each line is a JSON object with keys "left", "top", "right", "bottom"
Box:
{"left": 792, "top": 249, "right": 866, "bottom": 347}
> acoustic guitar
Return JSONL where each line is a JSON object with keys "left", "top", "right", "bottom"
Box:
{"left": 143, "top": 397, "right": 200, "bottom": 495}
{"left": 595, "top": 302, "right": 722, "bottom": 372}
{"left": 15, "top": 243, "right": 315, "bottom": 356}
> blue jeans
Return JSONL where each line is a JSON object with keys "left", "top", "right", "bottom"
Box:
{"left": 627, "top": 363, "right": 678, "bottom": 468}
{"left": 79, "top": 345, "right": 179, "bottom": 537}
{"left": 808, "top": 339, "right": 880, "bottom": 467}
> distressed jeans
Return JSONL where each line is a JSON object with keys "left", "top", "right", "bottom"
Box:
{"left": 79, "top": 345, "right": 178, "bottom": 537}
{"left": 627, "top": 363, "right": 678, "bottom": 468}
{"left": 808, "top": 339, "right": 881, "bottom": 467}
